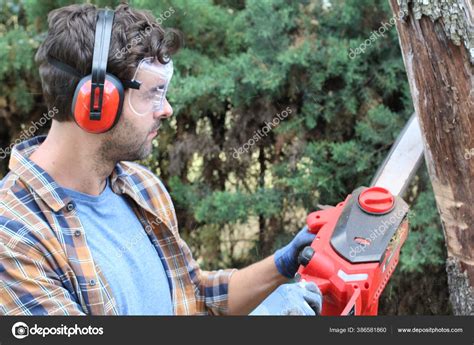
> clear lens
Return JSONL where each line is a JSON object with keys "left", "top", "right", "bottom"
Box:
{"left": 128, "top": 58, "right": 173, "bottom": 116}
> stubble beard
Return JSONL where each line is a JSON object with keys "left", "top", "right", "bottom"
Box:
{"left": 99, "top": 116, "right": 153, "bottom": 163}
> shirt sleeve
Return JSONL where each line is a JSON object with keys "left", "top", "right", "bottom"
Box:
{"left": 0, "top": 240, "right": 86, "bottom": 316}
{"left": 177, "top": 236, "right": 238, "bottom": 315}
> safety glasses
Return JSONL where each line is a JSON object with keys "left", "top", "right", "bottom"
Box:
{"left": 127, "top": 57, "right": 174, "bottom": 116}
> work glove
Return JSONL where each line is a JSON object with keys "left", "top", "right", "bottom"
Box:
{"left": 249, "top": 281, "right": 322, "bottom": 315}
{"left": 274, "top": 225, "right": 315, "bottom": 278}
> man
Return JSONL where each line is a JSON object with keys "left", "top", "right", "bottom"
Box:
{"left": 0, "top": 3, "right": 321, "bottom": 315}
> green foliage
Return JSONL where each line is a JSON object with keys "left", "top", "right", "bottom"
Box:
{"left": 196, "top": 190, "right": 250, "bottom": 224}
{"left": 0, "top": 7, "right": 40, "bottom": 113}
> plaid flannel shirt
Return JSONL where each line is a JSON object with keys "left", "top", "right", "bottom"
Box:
{"left": 0, "top": 135, "right": 236, "bottom": 315}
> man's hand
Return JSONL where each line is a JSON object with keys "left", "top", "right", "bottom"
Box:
{"left": 249, "top": 281, "right": 322, "bottom": 315}
{"left": 227, "top": 227, "right": 315, "bottom": 315}
{"left": 274, "top": 226, "right": 315, "bottom": 278}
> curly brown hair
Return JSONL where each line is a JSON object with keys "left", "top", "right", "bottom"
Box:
{"left": 35, "top": 3, "right": 182, "bottom": 122}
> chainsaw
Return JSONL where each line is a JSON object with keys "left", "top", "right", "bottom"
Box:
{"left": 295, "top": 114, "right": 424, "bottom": 315}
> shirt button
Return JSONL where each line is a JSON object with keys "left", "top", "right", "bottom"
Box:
{"left": 89, "top": 279, "right": 96, "bottom": 286}
{"left": 74, "top": 230, "right": 81, "bottom": 237}
{"left": 66, "top": 202, "right": 75, "bottom": 212}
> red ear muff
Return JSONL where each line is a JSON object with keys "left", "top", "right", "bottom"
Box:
{"left": 49, "top": 10, "right": 130, "bottom": 134}
{"left": 72, "top": 73, "right": 124, "bottom": 134}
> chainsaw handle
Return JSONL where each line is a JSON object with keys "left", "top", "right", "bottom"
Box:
{"left": 297, "top": 246, "right": 315, "bottom": 267}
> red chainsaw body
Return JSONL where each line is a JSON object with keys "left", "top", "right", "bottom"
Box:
{"left": 297, "top": 188, "right": 409, "bottom": 316}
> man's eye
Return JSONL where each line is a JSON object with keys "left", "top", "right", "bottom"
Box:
{"left": 152, "top": 85, "right": 166, "bottom": 91}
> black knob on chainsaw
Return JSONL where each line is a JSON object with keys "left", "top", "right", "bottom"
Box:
{"left": 298, "top": 246, "right": 315, "bottom": 267}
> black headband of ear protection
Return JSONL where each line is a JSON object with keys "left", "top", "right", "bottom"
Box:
{"left": 89, "top": 9, "right": 114, "bottom": 120}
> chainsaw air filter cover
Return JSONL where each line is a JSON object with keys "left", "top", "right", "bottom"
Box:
{"left": 330, "top": 186, "right": 409, "bottom": 263}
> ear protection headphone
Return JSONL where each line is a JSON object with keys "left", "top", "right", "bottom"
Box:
{"left": 47, "top": 9, "right": 140, "bottom": 134}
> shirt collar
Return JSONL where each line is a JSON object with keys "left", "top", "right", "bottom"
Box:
{"left": 8, "top": 135, "right": 160, "bottom": 217}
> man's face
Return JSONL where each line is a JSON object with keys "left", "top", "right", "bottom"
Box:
{"left": 98, "top": 58, "right": 173, "bottom": 163}
{"left": 99, "top": 96, "right": 173, "bottom": 162}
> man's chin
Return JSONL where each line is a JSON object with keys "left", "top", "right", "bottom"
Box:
{"left": 135, "top": 141, "right": 154, "bottom": 161}
{"left": 115, "top": 142, "right": 153, "bottom": 162}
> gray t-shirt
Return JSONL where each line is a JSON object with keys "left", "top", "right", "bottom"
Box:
{"left": 63, "top": 178, "right": 173, "bottom": 315}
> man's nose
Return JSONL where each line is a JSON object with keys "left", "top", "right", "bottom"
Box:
{"left": 153, "top": 98, "right": 173, "bottom": 119}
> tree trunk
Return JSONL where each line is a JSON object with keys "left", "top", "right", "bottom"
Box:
{"left": 389, "top": 0, "right": 474, "bottom": 315}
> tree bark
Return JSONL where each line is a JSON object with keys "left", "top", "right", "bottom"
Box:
{"left": 389, "top": 0, "right": 474, "bottom": 315}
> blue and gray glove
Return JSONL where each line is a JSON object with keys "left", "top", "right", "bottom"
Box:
{"left": 249, "top": 281, "right": 322, "bottom": 315}
{"left": 274, "top": 225, "right": 315, "bottom": 278}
